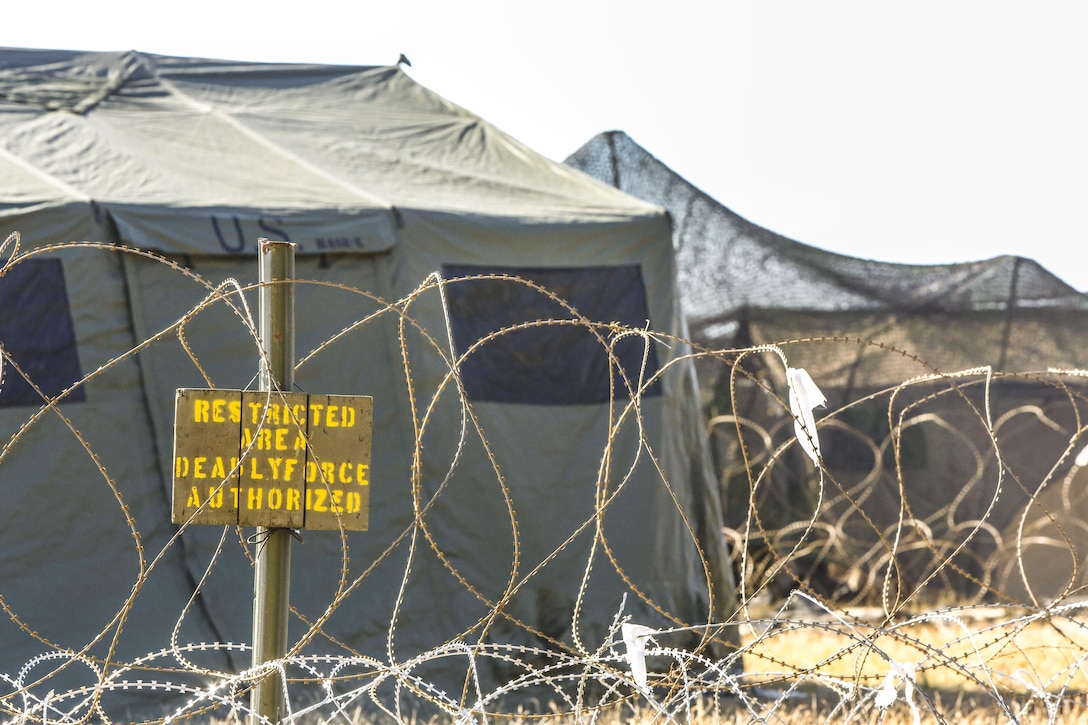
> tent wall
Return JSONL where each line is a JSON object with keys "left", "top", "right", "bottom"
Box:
{"left": 115, "top": 216, "right": 733, "bottom": 667}
{"left": 1, "top": 243, "right": 226, "bottom": 680}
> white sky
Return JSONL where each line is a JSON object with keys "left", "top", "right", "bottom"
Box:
{"left": 8, "top": 1, "right": 1088, "bottom": 289}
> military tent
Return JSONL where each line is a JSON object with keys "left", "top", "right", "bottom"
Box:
{"left": 0, "top": 51, "right": 737, "bottom": 718}
{"left": 567, "top": 130, "right": 1088, "bottom": 607}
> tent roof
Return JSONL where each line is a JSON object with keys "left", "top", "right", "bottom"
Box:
{"left": 0, "top": 49, "right": 658, "bottom": 255}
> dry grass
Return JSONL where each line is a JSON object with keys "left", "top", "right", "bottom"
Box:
{"left": 740, "top": 608, "right": 1088, "bottom": 695}
{"left": 214, "top": 696, "right": 1088, "bottom": 724}
{"left": 695, "top": 697, "right": 1088, "bottom": 724}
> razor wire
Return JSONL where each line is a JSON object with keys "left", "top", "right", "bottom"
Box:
{"left": 2, "top": 236, "right": 1088, "bottom": 723}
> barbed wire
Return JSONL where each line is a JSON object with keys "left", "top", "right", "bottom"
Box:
{"left": 2, "top": 236, "right": 1088, "bottom": 723}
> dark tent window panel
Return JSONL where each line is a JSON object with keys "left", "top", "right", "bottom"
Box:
{"left": 441, "top": 264, "right": 661, "bottom": 405}
{"left": 0, "top": 259, "right": 85, "bottom": 407}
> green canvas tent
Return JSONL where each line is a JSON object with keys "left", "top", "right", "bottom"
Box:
{"left": 0, "top": 50, "right": 737, "bottom": 717}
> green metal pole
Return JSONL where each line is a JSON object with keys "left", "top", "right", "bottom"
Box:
{"left": 251, "top": 239, "right": 295, "bottom": 724}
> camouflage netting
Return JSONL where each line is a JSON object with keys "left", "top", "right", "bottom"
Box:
{"left": 568, "top": 132, "right": 1088, "bottom": 608}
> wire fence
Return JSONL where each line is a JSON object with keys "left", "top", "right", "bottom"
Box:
{"left": 3, "top": 237, "right": 1088, "bottom": 723}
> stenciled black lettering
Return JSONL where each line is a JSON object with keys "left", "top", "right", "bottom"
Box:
{"left": 257, "top": 217, "right": 291, "bottom": 242}
{"left": 314, "top": 237, "right": 363, "bottom": 250}
{"left": 211, "top": 215, "right": 246, "bottom": 253}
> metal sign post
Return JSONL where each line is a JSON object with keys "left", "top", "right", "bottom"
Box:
{"left": 251, "top": 239, "right": 295, "bottom": 724}
{"left": 169, "top": 237, "right": 373, "bottom": 722}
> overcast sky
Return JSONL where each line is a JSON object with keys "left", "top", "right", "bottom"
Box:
{"left": 8, "top": 1, "right": 1088, "bottom": 289}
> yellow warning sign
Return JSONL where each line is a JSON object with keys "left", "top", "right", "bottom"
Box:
{"left": 171, "top": 388, "right": 372, "bottom": 530}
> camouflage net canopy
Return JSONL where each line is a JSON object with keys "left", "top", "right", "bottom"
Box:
{"left": 568, "top": 132, "right": 1088, "bottom": 609}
